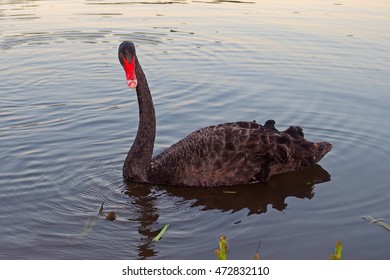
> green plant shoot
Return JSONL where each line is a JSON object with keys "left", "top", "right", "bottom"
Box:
{"left": 215, "top": 235, "right": 228, "bottom": 260}
{"left": 330, "top": 240, "right": 343, "bottom": 260}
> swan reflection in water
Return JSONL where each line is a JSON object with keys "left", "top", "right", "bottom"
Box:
{"left": 123, "top": 164, "right": 331, "bottom": 259}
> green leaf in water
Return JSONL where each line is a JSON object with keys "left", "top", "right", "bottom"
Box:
{"left": 153, "top": 224, "right": 170, "bottom": 242}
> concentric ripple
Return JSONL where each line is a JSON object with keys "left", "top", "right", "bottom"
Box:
{"left": 1, "top": 0, "right": 389, "bottom": 259}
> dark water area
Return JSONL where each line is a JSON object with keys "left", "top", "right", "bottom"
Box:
{"left": 1, "top": 0, "right": 389, "bottom": 259}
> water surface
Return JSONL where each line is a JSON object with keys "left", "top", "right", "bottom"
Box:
{"left": 1, "top": 0, "right": 389, "bottom": 259}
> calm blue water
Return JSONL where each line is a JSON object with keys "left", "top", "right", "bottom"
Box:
{"left": 1, "top": 0, "right": 389, "bottom": 259}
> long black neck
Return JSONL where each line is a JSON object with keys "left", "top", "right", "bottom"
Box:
{"left": 123, "top": 57, "right": 156, "bottom": 182}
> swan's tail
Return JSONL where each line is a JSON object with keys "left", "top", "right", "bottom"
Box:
{"left": 313, "top": 141, "right": 333, "bottom": 163}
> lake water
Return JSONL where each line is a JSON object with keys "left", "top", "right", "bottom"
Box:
{"left": 1, "top": 0, "right": 389, "bottom": 259}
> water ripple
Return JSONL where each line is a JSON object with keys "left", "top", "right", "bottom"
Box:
{"left": 1, "top": 0, "right": 390, "bottom": 260}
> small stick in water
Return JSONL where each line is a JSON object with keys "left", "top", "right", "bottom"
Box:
{"left": 98, "top": 201, "right": 104, "bottom": 215}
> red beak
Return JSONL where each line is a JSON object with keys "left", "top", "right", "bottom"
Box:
{"left": 123, "top": 56, "right": 138, "bottom": 89}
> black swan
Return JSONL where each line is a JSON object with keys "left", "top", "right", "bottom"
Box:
{"left": 118, "top": 41, "right": 332, "bottom": 187}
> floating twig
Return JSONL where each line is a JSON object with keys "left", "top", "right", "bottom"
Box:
{"left": 170, "top": 29, "right": 194, "bottom": 35}
{"left": 362, "top": 216, "right": 390, "bottom": 231}
{"left": 253, "top": 241, "right": 261, "bottom": 260}
{"left": 223, "top": 190, "right": 237, "bottom": 194}
{"left": 98, "top": 201, "right": 104, "bottom": 215}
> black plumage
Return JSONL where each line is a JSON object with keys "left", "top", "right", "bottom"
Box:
{"left": 118, "top": 41, "right": 332, "bottom": 187}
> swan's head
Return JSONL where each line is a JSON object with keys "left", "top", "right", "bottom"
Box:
{"left": 118, "top": 41, "right": 138, "bottom": 89}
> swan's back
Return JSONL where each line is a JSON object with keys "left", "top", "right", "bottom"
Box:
{"left": 148, "top": 120, "right": 332, "bottom": 187}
